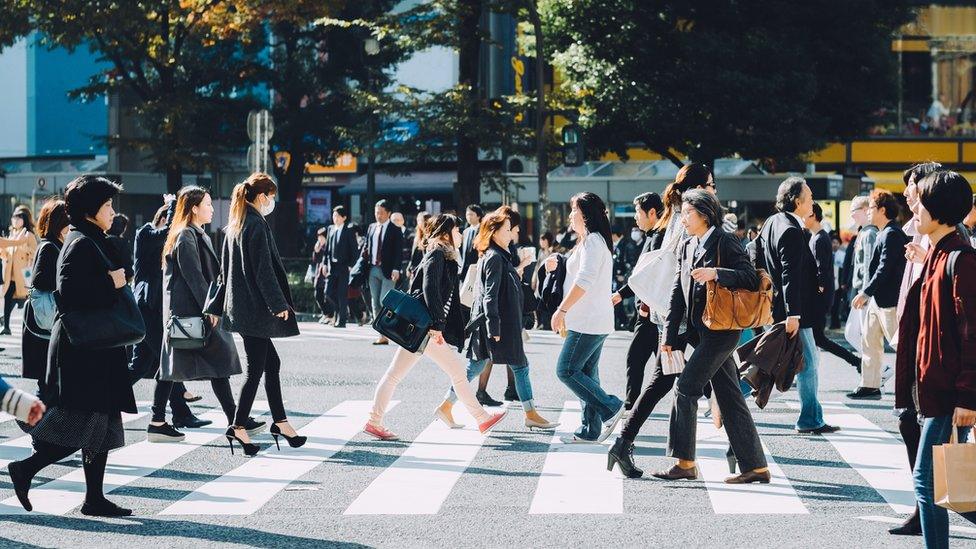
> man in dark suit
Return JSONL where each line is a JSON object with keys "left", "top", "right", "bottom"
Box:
{"left": 850, "top": 189, "right": 909, "bottom": 399}
{"left": 459, "top": 204, "right": 484, "bottom": 281}
{"left": 759, "top": 177, "right": 838, "bottom": 434}
{"left": 805, "top": 204, "right": 861, "bottom": 369}
{"left": 324, "top": 206, "right": 358, "bottom": 328}
{"left": 361, "top": 199, "right": 404, "bottom": 344}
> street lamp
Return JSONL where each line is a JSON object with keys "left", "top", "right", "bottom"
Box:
{"left": 364, "top": 37, "right": 380, "bottom": 224}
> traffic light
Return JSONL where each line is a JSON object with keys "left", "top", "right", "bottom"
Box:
{"left": 562, "top": 124, "right": 584, "bottom": 167}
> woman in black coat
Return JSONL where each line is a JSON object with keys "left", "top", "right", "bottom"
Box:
{"left": 436, "top": 208, "right": 558, "bottom": 430}
{"left": 8, "top": 175, "right": 135, "bottom": 517}
{"left": 363, "top": 214, "right": 507, "bottom": 442}
{"left": 219, "top": 173, "right": 303, "bottom": 456}
{"left": 148, "top": 186, "right": 245, "bottom": 443}
{"left": 21, "top": 199, "right": 70, "bottom": 403}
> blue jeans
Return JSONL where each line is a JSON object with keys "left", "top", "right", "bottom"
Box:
{"left": 795, "top": 328, "right": 825, "bottom": 431}
{"left": 556, "top": 331, "right": 622, "bottom": 441}
{"left": 914, "top": 415, "right": 975, "bottom": 549}
{"left": 445, "top": 359, "right": 535, "bottom": 411}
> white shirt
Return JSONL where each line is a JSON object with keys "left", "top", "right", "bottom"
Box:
{"left": 371, "top": 220, "right": 389, "bottom": 265}
{"left": 563, "top": 232, "right": 614, "bottom": 334}
{"left": 787, "top": 211, "right": 805, "bottom": 229}
{"left": 694, "top": 227, "right": 716, "bottom": 261}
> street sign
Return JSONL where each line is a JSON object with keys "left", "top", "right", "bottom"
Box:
{"left": 246, "top": 110, "right": 274, "bottom": 142}
{"left": 36, "top": 177, "right": 46, "bottom": 189}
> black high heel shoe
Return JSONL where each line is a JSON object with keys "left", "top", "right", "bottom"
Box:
{"left": 607, "top": 437, "right": 643, "bottom": 479}
{"left": 270, "top": 423, "right": 307, "bottom": 450}
{"left": 225, "top": 427, "right": 261, "bottom": 456}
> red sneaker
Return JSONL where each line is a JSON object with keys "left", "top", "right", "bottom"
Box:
{"left": 364, "top": 423, "right": 399, "bottom": 441}
{"left": 478, "top": 410, "right": 509, "bottom": 434}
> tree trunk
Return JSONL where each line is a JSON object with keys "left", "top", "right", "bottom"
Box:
{"left": 165, "top": 163, "right": 182, "bottom": 194}
{"left": 455, "top": 0, "right": 482, "bottom": 209}
{"left": 530, "top": 5, "right": 548, "bottom": 237}
{"left": 274, "top": 150, "right": 305, "bottom": 257}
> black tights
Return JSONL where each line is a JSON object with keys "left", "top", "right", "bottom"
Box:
{"left": 152, "top": 378, "right": 236, "bottom": 425}
{"left": 235, "top": 336, "right": 286, "bottom": 425}
{"left": 19, "top": 441, "right": 109, "bottom": 504}
{"left": 4, "top": 282, "right": 16, "bottom": 331}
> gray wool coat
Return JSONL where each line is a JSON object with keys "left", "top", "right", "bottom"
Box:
{"left": 159, "top": 225, "right": 242, "bottom": 381}
{"left": 221, "top": 207, "right": 300, "bottom": 339}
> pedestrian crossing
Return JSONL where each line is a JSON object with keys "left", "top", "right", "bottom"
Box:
{"left": 0, "top": 397, "right": 949, "bottom": 522}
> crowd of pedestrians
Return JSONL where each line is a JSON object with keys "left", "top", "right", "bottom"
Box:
{"left": 0, "top": 163, "right": 973, "bottom": 547}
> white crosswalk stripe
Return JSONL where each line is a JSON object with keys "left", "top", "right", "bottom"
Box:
{"left": 164, "top": 400, "right": 397, "bottom": 516}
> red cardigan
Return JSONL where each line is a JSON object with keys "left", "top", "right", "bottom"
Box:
{"left": 895, "top": 232, "right": 976, "bottom": 417}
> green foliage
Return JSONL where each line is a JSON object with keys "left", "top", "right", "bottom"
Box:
{"left": 0, "top": 0, "right": 31, "bottom": 50}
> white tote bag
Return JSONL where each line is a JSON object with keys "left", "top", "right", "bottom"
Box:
{"left": 844, "top": 307, "right": 863, "bottom": 353}
{"left": 627, "top": 236, "right": 680, "bottom": 317}
{"left": 459, "top": 258, "right": 482, "bottom": 308}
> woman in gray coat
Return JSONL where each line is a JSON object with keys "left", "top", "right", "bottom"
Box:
{"left": 147, "top": 186, "right": 246, "bottom": 443}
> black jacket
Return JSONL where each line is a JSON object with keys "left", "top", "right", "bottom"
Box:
{"left": 758, "top": 212, "right": 819, "bottom": 327}
{"left": 862, "top": 220, "right": 909, "bottom": 308}
{"left": 809, "top": 228, "right": 835, "bottom": 309}
{"left": 47, "top": 220, "right": 136, "bottom": 414}
{"left": 665, "top": 229, "right": 759, "bottom": 346}
{"left": 132, "top": 202, "right": 175, "bottom": 311}
{"left": 839, "top": 232, "right": 857, "bottom": 293}
{"left": 409, "top": 243, "right": 464, "bottom": 351}
{"left": 617, "top": 228, "right": 664, "bottom": 300}
{"left": 467, "top": 244, "right": 527, "bottom": 365}
{"left": 22, "top": 238, "right": 60, "bottom": 381}
{"left": 360, "top": 221, "right": 405, "bottom": 279}
{"left": 326, "top": 224, "right": 358, "bottom": 270}
{"left": 222, "top": 207, "right": 300, "bottom": 338}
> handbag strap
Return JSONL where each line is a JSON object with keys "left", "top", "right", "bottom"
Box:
{"left": 169, "top": 316, "right": 196, "bottom": 338}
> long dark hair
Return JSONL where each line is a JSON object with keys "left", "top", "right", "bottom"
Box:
{"left": 570, "top": 192, "right": 612, "bottom": 252}
{"left": 422, "top": 213, "right": 461, "bottom": 249}
{"left": 163, "top": 185, "right": 209, "bottom": 264}
{"left": 654, "top": 163, "right": 713, "bottom": 232}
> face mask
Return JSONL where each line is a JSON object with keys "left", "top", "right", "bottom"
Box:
{"left": 261, "top": 196, "right": 276, "bottom": 216}
{"left": 631, "top": 230, "right": 642, "bottom": 242}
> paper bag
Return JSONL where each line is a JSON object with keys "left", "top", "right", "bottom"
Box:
{"left": 934, "top": 427, "right": 976, "bottom": 513}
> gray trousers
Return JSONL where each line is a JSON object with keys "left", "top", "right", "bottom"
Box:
{"left": 667, "top": 328, "right": 767, "bottom": 472}
{"left": 368, "top": 265, "right": 395, "bottom": 320}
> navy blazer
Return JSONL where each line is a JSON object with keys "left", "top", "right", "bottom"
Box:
{"left": 862, "top": 220, "right": 909, "bottom": 308}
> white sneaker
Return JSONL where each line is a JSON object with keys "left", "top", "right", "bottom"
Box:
{"left": 881, "top": 364, "right": 894, "bottom": 386}
{"left": 597, "top": 403, "right": 626, "bottom": 443}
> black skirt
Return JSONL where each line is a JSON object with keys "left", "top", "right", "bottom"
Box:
{"left": 30, "top": 407, "right": 125, "bottom": 453}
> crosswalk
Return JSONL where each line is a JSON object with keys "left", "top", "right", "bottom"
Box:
{"left": 0, "top": 395, "right": 934, "bottom": 521}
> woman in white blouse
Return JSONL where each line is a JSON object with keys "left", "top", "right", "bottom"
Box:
{"left": 549, "top": 192, "right": 624, "bottom": 443}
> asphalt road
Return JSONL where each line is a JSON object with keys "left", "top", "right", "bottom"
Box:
{"left": 0, "top": 310, "right": 974, "bottom": 548}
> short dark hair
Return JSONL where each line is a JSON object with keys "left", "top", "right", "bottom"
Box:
{"left": 333, "top": 205, "right": 348, "bottom": 219}
{"left": 811, "top": 202, "right": 823, "bottom": 222}
{"left": 374, "top": 199, "right": 391, "bottom": 213}
{"left": 316, "top": 227, "right": 327, "bottom": 237}
{"left": 681, "top": 188, "right": 724, "bottom": 228}
{"left": 611, "top": 225, "right": 624, "bottom": 237}
{"left": 870, "top": 189, "right": 900, "bottom": 221}
{"left": 466, "top": 204, "right": 485, "bottom": 219}
{"left": 540, "top": 231, "right": 554, "bottom": 245}
{"left": 775, "top": 176, "right": 807, "bottom": 213}
{"left": 917, "top": 171, "right": 973, "bottom": 226}
{"left": 108, "top": 213, "right": 129, "bottom": 236}
{"left": 830, "top": 232, "right": 841, "bottom": 243}
{"left": 64, "top": 175, "right": 122, "bottom": 224}
{"left": 902, "top": 161, "right": 943, "bottom": 186}
{"left": 633, "top": 192, "right": 664, "bottom": 216}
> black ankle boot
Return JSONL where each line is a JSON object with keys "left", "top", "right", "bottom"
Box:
{"left": 607, "top": 437, "right": 643, "bottom": 479}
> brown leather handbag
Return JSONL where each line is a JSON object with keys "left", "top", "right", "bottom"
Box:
{"left": 702, "top": 239, "right": 774, "bottom": 330}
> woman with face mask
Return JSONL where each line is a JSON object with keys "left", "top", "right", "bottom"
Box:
{"left": 219, "top": 173, "right": 303, "bottom": 456}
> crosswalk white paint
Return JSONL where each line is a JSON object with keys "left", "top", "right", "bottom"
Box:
{"left": 0, "top": 403, "right": 269, "bottom": 515}
{"left": 695, "top": 417, "right": 808, "bottom": 514}
{"left": 344, "top": 403, "right": 498, "bottom": 515}
{"left": 528, "top": 401, "right": 623, "bottom": 515}
{"left": 163, "top": 400, "right": 396, "bottom": 516}
{"left": 822, "top": 413, "right": 915, "bottom": 514}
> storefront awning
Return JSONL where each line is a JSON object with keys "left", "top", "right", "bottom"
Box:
{"left": 339, "top": 171, "right": 455, "bottom": 196}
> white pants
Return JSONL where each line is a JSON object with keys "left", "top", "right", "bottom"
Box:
{"left": 860, "top": 300, "right": 897, "bottom": 389}
{"left": 369, "top": 339, "right": 490, "bottom": 426}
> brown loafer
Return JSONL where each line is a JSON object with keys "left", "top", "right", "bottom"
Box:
{"left": 651, "top": 464, "right": 698, "bottom": 480}
{"left": 372, "top": 337, "right": 389, "bottom": 345}
{"left": 724, "top": 469, "right": 771, "bottom": 484}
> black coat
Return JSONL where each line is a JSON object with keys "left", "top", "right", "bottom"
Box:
{"left": 862, "top": 220, "right": 909, "bottom": 308}
{"left": 758, "top": 212, "right": 819, "bottom": 327}
{"left": 664, "top": 229, "right": 759, "bottom": 346}
{"left": 222, "top": 207, "right": 300, "bottom": 338}
{"left": 106, "top": 234, "right": 134, "bottom": 280}
{"left": 46, "top": 221, "right": 136, "bottom": 414}
{"left": 22, "top": 238, "right": 60, "bottom": 381}
{"left": 360, "top": 221, "right": 405, "bottom": 279}
{"left": 467, "top": 244, "right": 527, "bottom": 365}
{"left": 409, "top": 243, "right": 465, "bottom": 351}
{"left": 459, "top": 225, "right": 479, "bottom": 280}
{"left": 809, "top": 228, "right": 835, "bottom": 309}
{"left": 132, "top": 202, "right": 174, "bottom": 311}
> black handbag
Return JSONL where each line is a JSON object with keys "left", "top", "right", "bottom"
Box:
{"left": 372, "top": 289, "right": 433, "bottom": 353}
{"left": 58, "top": 237, "right": 146, "bottom": 350}
{"left": 167, "top": 315, "right": 211, "bottom": 350}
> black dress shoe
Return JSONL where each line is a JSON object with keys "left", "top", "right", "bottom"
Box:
{"left": 651, "top": 464, "right": 698, "bottom": 480}
{"left": 147, "top": 423, "right": 186, "bottom": 443}
{"left": 796, "top": 424, "right": 841, "bottom": 434}
{"left": 81, "top": 498, "right": 132, "bottom": 517}
{"left": 243, "top": 417, "right": 267, "bottom": 436}
{"left": 607, "top": 438, "right": 643, "bottom": 479}
{"left": 172, "top": 414, "right": 213, "bottom": 429}
{"left": 888, "top": 510, "right": 922, "bottom": 536}
{"left": 846, "top": 387, "right": 882, "bottom": 400}
{"left": 7, "top": 461, "right": 33, "bottom": 511}
{"left": 503, "top": 388, "right": 520, "bottom": 402}
{"left": 725, "top": 469, "right": 771, "bottom": 484}
{"left": 476, "top": 390, "right": 503, "bottom": 407}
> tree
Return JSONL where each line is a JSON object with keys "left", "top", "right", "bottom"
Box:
{"left": 0, "top": 0, "right": 30, "bottom": 50}
{"left": 26, "top": 0, "right": 262, "bottom": 192}
{"left": 543, "top": 0, "right": 915, "bottom": 167}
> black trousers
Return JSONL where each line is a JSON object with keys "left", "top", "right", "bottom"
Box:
{"left": 17, "top": 440, "right": 109, "bottom": 503}
{"left": 4, "top": 282, "right": 18, "bottom": 331}
{"left": 325, "top": 266, "right": 350, "bottom": 325}
{"left": 314, "top": 278, "right": 332, "bottom": 317}
{"left": 235, "top": 336, "right": 286, "bottom": 425}
{"left": 624, "top": 314, "right": 659, "bottom": 410}
{"left": 128, "top": 304, "right": 192, "bottom": 418}
{"left": 812, "top": 305, "right": 860, "bottom": 368}
{"left": 152, "top": 377, "right": 236, "bottom": 425}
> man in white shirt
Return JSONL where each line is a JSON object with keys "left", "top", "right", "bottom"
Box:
{"left": 360, "top": 200, "right": 404, "bottom": 344}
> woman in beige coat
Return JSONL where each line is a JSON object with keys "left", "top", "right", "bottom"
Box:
{"left": 2, "top": 207, "right": 38, "bottom": 334}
